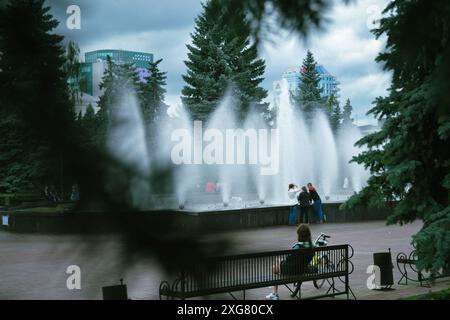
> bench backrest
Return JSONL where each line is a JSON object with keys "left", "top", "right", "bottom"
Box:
{"left": 173, "top": 244, "right": 349, "bottom": 296}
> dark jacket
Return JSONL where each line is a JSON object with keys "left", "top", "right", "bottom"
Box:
{"left": 308, "top": 188, "right": 321, "bottom": 202}
{"left": 297, "top": 191, "right": 312, "bottom": 207}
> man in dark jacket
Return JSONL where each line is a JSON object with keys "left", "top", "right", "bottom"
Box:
{"left": 297, "top": 186, "right": 312, "bottom": 224}
{"left": 308, "top": 183, "right": 325, "bottom": 223}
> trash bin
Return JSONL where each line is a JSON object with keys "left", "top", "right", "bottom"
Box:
{"left": 373, "top": 249, "right": 394, "bottom": 287}
{"left": 102, "top": 279, "right": 128, "bottom": 300}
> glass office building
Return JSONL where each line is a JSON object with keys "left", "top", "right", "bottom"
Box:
{"left": 282, "top": 64, "right": 340, "bottom": 98}
{"left": 81, "top": 49, "right": 154, "bottom": 96}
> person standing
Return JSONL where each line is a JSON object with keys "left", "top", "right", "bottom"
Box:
{"left": 308, "top": 183, "right": 325, "bottom": 223}
{"left": 288, "top": 183, "right": 300, "bottom": 225}
{"left": 297, "top": 186, "right": 312, "bottom": 224}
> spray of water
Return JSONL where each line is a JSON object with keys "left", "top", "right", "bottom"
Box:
{"left": 312, "top": 111, "right": 338, "bottom": 197}
{"left": 107, "top": 85, "right": 151, "bottom": 209}
{"left": 106, "top": 80, "right": 370, "bottom": 210}
{"left": 338, "top": 123, "right": 370, "bottom": 192}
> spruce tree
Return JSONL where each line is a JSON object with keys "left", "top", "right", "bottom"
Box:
{"left": 140, "top": 58, "right": 167, "bottom": 126}
{"left": 0, "top": 0, "right": 74, "bottom": 192}
{"left": 64, "top": 41, "right": 83, "bottom": 105}
{"left": 182, "top": 0, "right": 268, "bottom": 123}
{"left": 342, "top": 98, "right": 353, "bottom": 126}
{"left": 96, "top": 57, "right": 141, "bottom": 146}
{"left": 345, "top": 0, "right": 450, "bottom": 274}
{"left": 327, "top": 94, "right": 343, "bottom": 132}
{"left": 292, "top": 50, "right": 324, "bottom": 121}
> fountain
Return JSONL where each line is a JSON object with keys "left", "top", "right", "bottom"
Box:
{"left": 106, "top": 79, "right": 370, "bottom": 211}
{"left": 106, "top": 85, "right": 151, "bottom": 209}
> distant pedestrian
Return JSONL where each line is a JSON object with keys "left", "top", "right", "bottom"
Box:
{"left": 70, "top": 184, "right": 80, "bottom": 201}
{"left": 44, "top": 185, "right": 51, "bottom": 202}
{"left": 205, "top": 181, "right": 216, "bottom": 193}
{"left": 308, "top": 183, "right": 325, "bottom": 223}
{"left": 48, "top": 185, "right": 59, "bottom": 203}
{"left": 297, "top": 186, "right": 312, "bottom": 224}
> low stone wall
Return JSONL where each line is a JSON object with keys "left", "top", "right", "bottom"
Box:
{"left": 0, "top": 202, "right": 392, "bottom": 234}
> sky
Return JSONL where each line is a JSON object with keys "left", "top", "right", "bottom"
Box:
{"left": 47, "top": 0, "right": 391, "bottom": 125}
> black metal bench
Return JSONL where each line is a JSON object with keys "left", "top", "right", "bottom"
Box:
{"left": 159, "top": 244, "right": 355, "bottom": 300}
{"left": 396, "top": 250, "right": 449, "bottom": 287}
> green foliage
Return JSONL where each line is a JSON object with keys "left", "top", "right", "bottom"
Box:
{"left": 95, "top": 56, "right": 141, "bottom": 146}
{"left": 139, "top": 58, "right": 167, "bottom": 126}
{"left": 345, "top": 0, "right": 450, "bottom": 274}
{"left": 0, "top": 0, "right": 75, "bottom": 193}
{"left": 215, "top": 0, "right": 341, "bottom": 46}
{"left": 64, "top": 41, "right": 83, "bottom": 105}
{"left": 400, "top": 288, "right": 450, "bottom": 300}
{"left": 291, "top": 51, "right": 326, "bottom": 121}
{"left": 327, "top": 93, "right": 341, "bottom": 131}
{"left": 182, "top": 0, "right": 268, "bottom": 123}
{"left": 342, "top": 98, "right": 353, "bottom": 125}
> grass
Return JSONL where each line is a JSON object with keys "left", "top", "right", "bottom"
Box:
{"left": 400, "top": 288, "right": 450, "bottom": 300}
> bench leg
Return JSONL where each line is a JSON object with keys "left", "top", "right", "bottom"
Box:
{"left": 228, "top": 292, "right": 238, "bottom": 300}
{"left": 397, "top": 264, "right": 408, "bottom": 285}
{"left": 291, "top": 282, "right": 302, "bottom": 300}
{"left": 325, "top": 278, "right": 337, "bottom": 295}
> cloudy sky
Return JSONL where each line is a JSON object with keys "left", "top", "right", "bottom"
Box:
{"left": 48, "top": 0, "right": 391, "bottom": 125}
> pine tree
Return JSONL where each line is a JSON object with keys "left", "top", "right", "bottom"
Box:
{"left": 78, "top": 104, "right": 97, "bottom": 151}
{"left": 292, "top": 50, "right": 324, "bottom": 121}
{"left": 64, "top": 41, "right": 83, "bottom": 105}
{"left": 96, "top": 56, "right": 141, "bottom": 146}
{"left": 344, "top": 0, "right": 450, "bottom": 274}
{"left": 182, "top": 0, "right": 268, "bottom": 123}
{"left": 0, "top": 0, "right": 75, "bottom": 192}
{"left": 140, "top": 58, "right": 167, "bottom": 126}
{"left": 328, "top": 94, "right": 342, "bottom": 132}
{"left": 342, "top": 98, "right": 353, "bottom": 126}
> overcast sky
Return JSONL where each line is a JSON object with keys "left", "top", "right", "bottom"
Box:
{"left": 47, "top": 0, "right": 391, "bottom": 125}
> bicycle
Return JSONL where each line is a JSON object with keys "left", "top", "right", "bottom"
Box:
{"left": 289, "top": 232, "right": 335, "bottom": 298}
{"left": 311, "top": 232, "right": 334, "bottom": 289}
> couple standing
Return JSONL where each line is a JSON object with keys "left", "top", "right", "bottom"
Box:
{"left": 288, "top": 183, "right": 325, "bottom": 224}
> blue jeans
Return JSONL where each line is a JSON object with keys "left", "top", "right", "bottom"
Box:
{"left": 289, "top": 205, "right": 298, "bottom": 225}
{"left": 312, "top": 200, "right": 324, "bottom": 222}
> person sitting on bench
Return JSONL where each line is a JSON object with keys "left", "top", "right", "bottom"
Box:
{"left": 266, "top": 224, "right": 314, "bottom": 300}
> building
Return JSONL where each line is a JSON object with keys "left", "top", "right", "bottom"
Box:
{"left": 81, "top": 49, "right": 154, "bottom": 97}
{"left": 75, "top": 49, "right": 154, "bottom": 115}
{"left": 281, "top": 64, "right": 340, "bottom": 98}
{"left": 357, "top": 124, "right": 381, "bottom": 136}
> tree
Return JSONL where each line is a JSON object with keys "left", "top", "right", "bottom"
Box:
{"left": 344, "top": 0, "right": 450, "bottom": 274}
{"left": 0, "top": 0, "right": 75, "bottom": 193}
{"left": 64, "top": 41, "right": 83, "bottom": 105}
{"left": 95, "top": 56, "right": 141, "bottom": 146}
{"left": 74, "top": 103, "right": 98, "bottom": 156}
{"left": 140, "top": 58, "right": 167, "bottom": 126}
{"left": 328, "top": 94, "right": 342, "bottom": 132}
{"left": 292, "top": 50, "right": 325, "bottom": 121}
{"left": 182, "top": 0, "right": 268, "bottom": 123}
{"left": 342, "top": 98, "right": 353, "bottom": 126}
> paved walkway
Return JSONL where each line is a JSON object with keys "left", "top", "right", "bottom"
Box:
{"left": 0, "top": 220, "right": 448, "bottom": 299}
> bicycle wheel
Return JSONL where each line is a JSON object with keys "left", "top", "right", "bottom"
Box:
{"left": 313, "top": 278, "right": 326, "bottom": 289}
{"left": 313, "top": 255, "right": 330, "bottom": 289}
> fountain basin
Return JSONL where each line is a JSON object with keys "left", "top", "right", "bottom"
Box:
{"left": 0, "top": 202, "right": 393, "bottom": 234}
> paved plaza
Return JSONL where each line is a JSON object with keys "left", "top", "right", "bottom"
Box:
{"left": 1, "top": 220, "right": 449, "bottom": 300}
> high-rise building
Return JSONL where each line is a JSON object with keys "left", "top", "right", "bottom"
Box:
{"left": 281, "top": 64, "right": 340, "bottom": 98}
{"left": 81, "top": 49, "right": 154, "bottom": 97}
